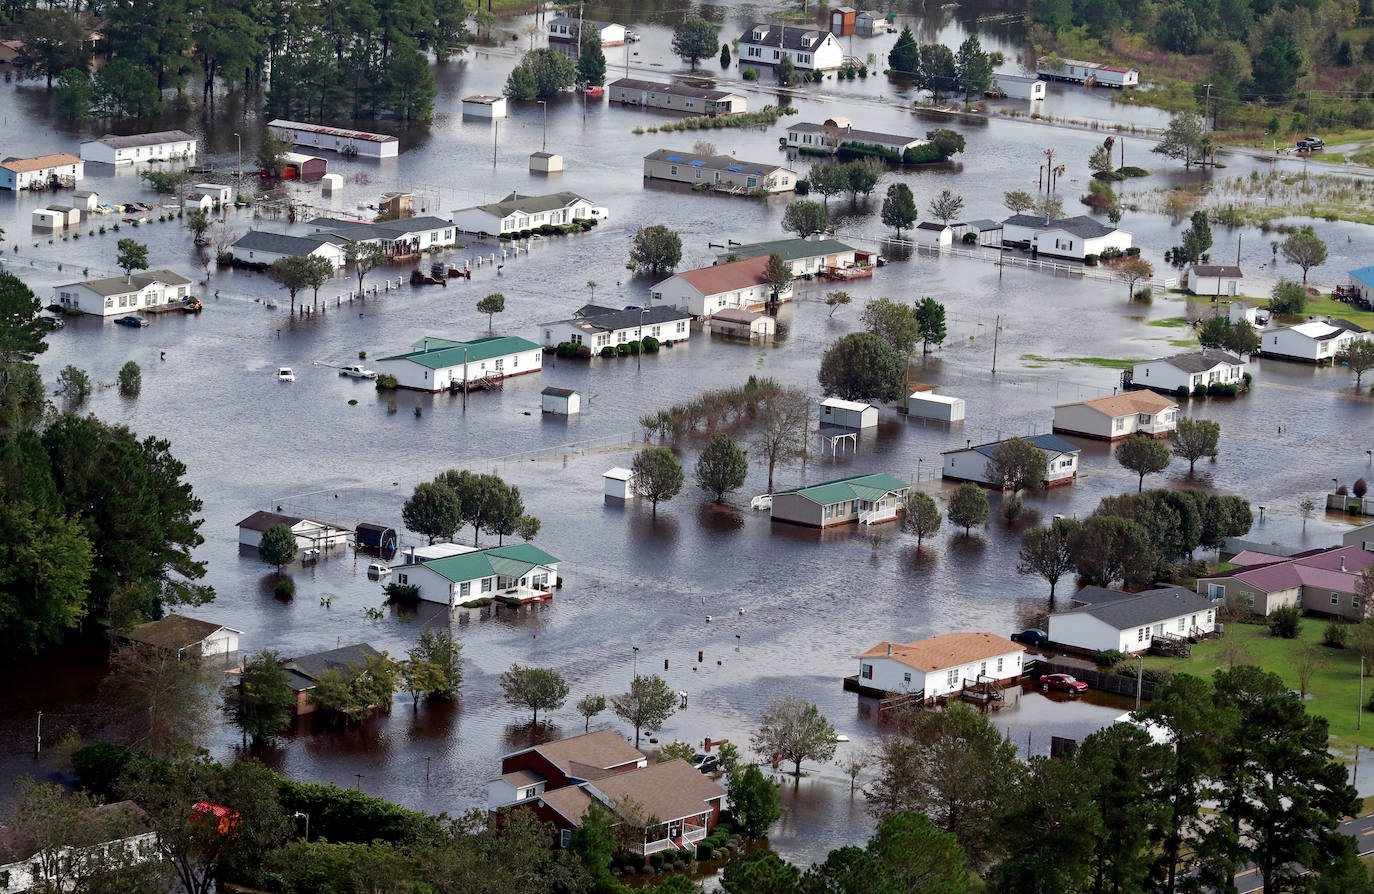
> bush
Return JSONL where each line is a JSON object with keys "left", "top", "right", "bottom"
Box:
{"left": 1118, "top": 166, "right": 1151, "bottom": 177}
{"left": 1357, "top": 478, "right": 1369, "bottom": 498}
{"left": 274, "top": 578, "right": 296, "bottom": 599}
{"left": 743, "top": 67, "right": 758, "bottom": 80}
{"left": 962, "top": 231, "right": 978, "bottom": 244}
{"left": 1095, "top": 649, "right": 1128, "bottom": 667}
{"left": 1133, "top": 288, "right": 1153, "bottom": 302}
{"left": 383, "top": 582, "right": 420, "bottom": 601}
{"left": 616, "top": 343, "right": 629, "bottom": 355}
{"left": 641, "top": 336, "right": 660, "bottom": 352}
{"left": 795, "top": 179, "right": 810, "bottom": 195}
{"left": 375, "top": 374, "right": 398, "bottom": 391}
{"left": 1337, "top": 484, "right": 1350, "bottom": 496}
{"left": 1124, "top": 246, "right": 1141, "bottom": 256}
{"left": 576, "top": 344, "right": 593, "bottom": 359}
{"left": 1324, "top": 620, "right": 1349, "bottom": 648}
{"left": 555, "top": 342, "right": 573, "bottom": 358}
{"left": 73, "top": 742, "right": 140, "bottom": 799}
{"left": 1193, "top": 383, "right": 1207, "bottom": 396}
{"left": 1268, "top": 604, "right": 1302, "bottom": 638}
{"left": 1175, "top": 385, "right": 1190, "bottom": 398}
{"left": 1083, "top": 254, "right": 1098, "bottom": 266}
{"left": 1242, "top": 371, "right": 1253, "bottom": 386}
{"left": 1207, "top": 382, "right": 1225, "bottom": 396}
{"left": 600, "top": 346, "right": 615, "bottom": 358}
{"left": 1115, "top": 664, "right": 1172, "bottom": 684}
{"left": 902, "top": 142, "right": 943, "bottom": 164}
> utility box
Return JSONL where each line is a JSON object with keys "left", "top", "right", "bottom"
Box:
{"left": 907, "top": 392, "right": 965, "bottom": 422}
{"left": 604, "top": 467, "right": 635, "bottom": 500}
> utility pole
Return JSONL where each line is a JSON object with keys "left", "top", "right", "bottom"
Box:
{"left": 1202, "top": 82, "right": 1212, "bottom": 130}
{"left": 462, "top": 346, "right": 469, "bottom": 411}
{"left": 35, "top": 710, "right": 41, "bottom": 754}
{"left": 991, "top": 314, "right": 1001, "bottom": 375}
{"left": 1236, "top": 231, "right": 1242, "bottom": 266}
{"left": 492, "top": 121, "right": 498, "bottom": 168}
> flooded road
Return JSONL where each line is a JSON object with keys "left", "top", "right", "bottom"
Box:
{"left": 1, "top": 0, "right": 1372, "bottom": 867}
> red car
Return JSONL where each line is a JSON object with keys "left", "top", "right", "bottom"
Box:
{"left": 1040, "top": 673, "right": 1089, "bottom": 694}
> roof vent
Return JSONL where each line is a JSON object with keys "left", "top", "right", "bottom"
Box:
{"left": 1341, "top": 556, "right": 1346, "bottom": 571}
{"left": 887, "top": 643, "right": 892, "bottom": 655}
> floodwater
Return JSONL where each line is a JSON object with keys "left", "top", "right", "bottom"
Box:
{"left": 1, "top": 0, "right": 1372, "bottom": 868}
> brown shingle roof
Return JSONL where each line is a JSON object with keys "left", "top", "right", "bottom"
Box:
{"left": 1, "top": 153, "right": 81, "bottom": 173}
{"left": 675, "top": 256, "right": 770, "bottom": 297}
{"left": 855, "top": 632, "right": 1023, "bottom": 672}
{"left": 127, "top": 613, "right": 238, "bottom": 652}
{"left": 539, "top": 786, "right": 594, "bottom": 824}
{"left": 1056, "top": 391, "right": 1177, "bottom": 418}
{"left": 590, "top": 759, "right": 725, "bottom": 824}
{"left": 511, "top": 729, "right": 645, "bottom": 778}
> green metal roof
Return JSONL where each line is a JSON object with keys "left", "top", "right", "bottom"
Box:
{"left": 777, "top": 473, "right": 908, "bottom": 506}
{"left": 728, "top": 238, "right": 856, "bottom": 262}
{"left": 381, "top": 335, "right": 541, "bottom": 369}
{"left": 415, "top": 543, "right": 560, "bottom": 583}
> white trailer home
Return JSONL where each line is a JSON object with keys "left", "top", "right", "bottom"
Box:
{"left": 608, "top": 78, "right": 747, "bottom": 115}
{"left": 451, "top": 191, "right": 607, "bottom": 237}
{"left": 1052, "top": 391, "right": 1178, "bottom": 440}
{"left": 852, "top": 633, "right": 1024, "bottom": 699}
{"left": 1130, "top": 350, "right": 1245, "bottom": 394}
{"left": 649, "top": 256, "right": 791, "bottom": 318}
{"left": 267, "top": 119, "right": 399, "bottom": 159}
{"left": 941, "top": 433, "right": 1080, "bottom": 488}
{"left": 1048, "top": 588, "right": 1216, "bottom": 654}
{"left": 0, "top": 153, "right": 83, "bottom": 191}
{"left": 988, "top": 73, "right": 1046, "bottom": 100}
{"left": 374, "top": 335, "right": 543, "bottom": 392}
{"left": 1036, "top": 56, "right": 1139, "bottom": 88}
{"left": 80, "top": 130, "right": 197, "bottom": 165}
{"left": 1260, "top": 319, "right": 1369, "bottom": 363}
{"left": 53, "top": 270, "right": 193, "bottom": 317}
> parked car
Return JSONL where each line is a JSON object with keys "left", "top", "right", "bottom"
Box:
{"left": 366, "top": 561, "right": 391, "bottom": 581}
{"left": 278, "top": 367, "right": 296, "bottom": 381}
{"left": 39, "top": 315, "right": 65, "bottom": 330}
{"left": 1297, "top": 137, "right": 1325, "bottom": 151}
{"left": 340, "top": 364, "right": 377, "bottom": 379}
{"left": 1040, "top": 673, "right": 1089, "bottom": 694}
{"left": 114, "top": 315, "right": 149, "bottom": 328}
{"left": 692, "top": 754, "right": 720, "bottom": 774}
{"left": 1010, "top": 628, "right": 1048, "bottom": 646}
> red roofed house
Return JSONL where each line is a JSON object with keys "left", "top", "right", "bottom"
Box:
{"left": 1197, "top": 545, "right": 1374, "bottom": 619}
{"left": 648, "top": 256, "right": 794, "bottom": 319}
{"left": 190, "top": 801, "right": 240, "bottom": 837}
{"left": 487, "top": 730, "right": 725, "bottom": 855}
{"left": 847, "top": 632, "right": 1025, "bottom": 701}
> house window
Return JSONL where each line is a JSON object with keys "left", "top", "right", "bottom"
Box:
{"left": 747, "top": 177, "right": 758, "bottom": 188}
{"left": 676, "top": 321, "right": 686, "bottom": 333}
{"left": 696, "top": 169, "right": 702, "bottom": 179}
{"left": 1177, "top": 617, "right": 1185, "bottom": 631}
{"left": 481, "top": 578, "right": 493, "bottom": 592}
{"left": 903, "top": 672, "right": 911, "bottom": 683}
{"left": 861, "top": 663, "right": 872, "bottom": 679}
{"left": 996, "top": 657, "right": 1003, "bottom": 673}
{"left": 651, "top": 325, "right": 661, "bottom": 337}
{"left": 559, "top": 829, "right": 572, "bottom": 848}
{"left": 1332, "top": 592, "right": 1340, "bottom": 605}
{"left": 460, "top": 582, "right": 471, "bottom": 597}
{"left": 945, "top": 669, "right": 957, "bottom": 688}
{"left": 979, "top": 661, "right": 987, "bottom": 676}
{"left": 1245, "top": 593, "right": 1255, "bottom": 608}
{"left": 533, "top": 572, "right": 548, "bottom": 588}
{"left": 1138, "top": 627, "right": 1145, "bottom": 642}
{"left": 398, "top": 573, "right": 408, "bottom": 584}
{"left": 671, "top": 165, "right": 677, "bottom": 175}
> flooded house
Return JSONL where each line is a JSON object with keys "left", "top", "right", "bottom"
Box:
{"left": 649, "top": 256, "right": 792, "bottom": 318}
{"left": 848, "top": 632, "right": 1025, "bottom": 701}
{"left": 607, "top": 78, "right": 747, "bottom": 115}
{"left": 80, "top": 130, "right": 196, "bottom": 165}
{"left": 1051, "top": 391, "right": 1178, "bottom": 440}
{"left": 767, "top": 473, "right": 909, "bottom": 527}
{"left": 736, "top": 23, "right": 844, "bottom": 71}
{"left": 388, "top": 543, "right": 560, "bottom": 608}
{"left": 643, "top": 150, "right": 796, "bottom": 194}
{"left": 941, "top": 434, "right": 1080, "bottom": 488}
{"left": 373, "top": 335, "right": 543, "bottom": 391}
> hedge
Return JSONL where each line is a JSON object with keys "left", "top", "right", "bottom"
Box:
{"left": 903, "top": 142, "right": 944, "bottom": 164}
{"left": 600, "top": 346, "right": 615, "bottom": 358}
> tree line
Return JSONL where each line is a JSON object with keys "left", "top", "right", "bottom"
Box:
{"left": 401, "top": 469, "right": 540, "bottom": 546}
{"left": 887, "top": 28, "right": 997, "bottom": 104}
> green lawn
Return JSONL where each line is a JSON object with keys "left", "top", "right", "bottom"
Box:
{"left": 1142, "top": 617, "right": 1373, "bottom": 755}
{"left": 1019, "top": 354, "right": 1140, "bottom": 370}
{"left": 1148, "top": 317, "right": 1190, "bottom": 327}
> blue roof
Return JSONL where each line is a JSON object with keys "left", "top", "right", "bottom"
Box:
{"left": 665, "top": 155, "right": 682, "bottom": 162}
{"left": 727, "top": 166, "right": 743, "bottom": 172}
{"left": 689, "top": 160, "right": 705, "bottom": 166}
{"left": 943, "top": 433, "right": 1080, "bottom": 458}
{"left": 1351, "top": 266, "right": 1374, "bottom": 289}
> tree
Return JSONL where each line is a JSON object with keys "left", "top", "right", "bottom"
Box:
{"left": 984, "top": 437, "right": 1048, "bottom": 493}
{"left": 927, "top": 188, "right": 964, "bottom": 224}
{"left": 955, "top": 35, "right": 992, "bottom": 102}
{"left": 1338, "top": 340, "right": 1374, "bottom": 388}
{"left": 819, "top": 333, "right": 906, "bottom": 402}
{"left": 1017, "top": 517, "right": 1081, "bottom": 599}
{"left": 947, "top": 482, "right": 989, "bottom": 534}
{"left": 224, "top": 649, "right": 295, "bottom": 746}
{"left": 1101, "top": 254, "right": 1153, "bottom": 300}
{"left": 901, "top": 491, "right": 942, "bottom": 547}
{"left": 407, "top": 628, "right": 463, "bottom": 700}
{"left": 751, "top": 696, "right": 839, "bottom": 777}
{"left": 1071, "top": 724, "right": 1171, "bottom": 894}
{"left": 825, "top": 291, "right": 852, "bottom": 318}
{"left": 504, "top": 64, "right": 538, "bottom": 100}
{"left": 575, "top": 29, "right": 606, "bottom": 87}
{"left": 987, "top": 755, "right": 1097, "bottom": 894}
{"left": 913, "top": 297, "right": 947, "bottom": 354}
{"left": 1203, "top": 318, "right": 1239, "bottom": 353}
{"left": 1269, "top": 277, "right": 1307, "bottom": 314}
{"left": 102, "top": 643, "right": 218, "bottom": 758}
{"left": 499, "top": 664, "right": 569, "bottom": 725}
{"left": 751, "top": 386, "right": 810, "bottom": 492}
{"left": 808, "top": 163, "right": 848, "bottom": 209}
{"left": 1003, "top": 190, "right": 1035, "bottom": 213}
{"left": 672, "top": 17, "right": 718, "bottom": 70}
{"left": 888, "top": 26, "right": 919, "bottom": 73}
{"left": 721, "top": 43, "right": 731, "bottom": 67}
{"left": 20, "top": 9, "right": 85, "bottom": 88}
{"left": 56, "top": 365, "right": 92, "bottom": 404}
{"left": 630, "top": 447, "right": 684, "bottom": 515}
{"left": 629, "top": 225, "right": 682, "bottom": 275}
{"left": 257, "top": 523, "right": 298, "bottom": 573}
{"left": 845, "top": 159, "right": 882, "bottom": 198}
{"left": 775, "top": 55, "right": 796, "bottom": 86}
{"left": 301, "top": 255, "right": 334, "bottom": 307}
{"left": 926, "top": 128, "right": 966, "bottom": 160}
{"left": 763, "top": 253, "right": 793, "bottom": 304}
{"left": 917, "top": 43, "right": 957, "bottom": 99}
{"left": 1153, "top": 112, "right": 1207, "bottom": 167}
{"left": 186, "top": 209, "right": 210, "bottom": 244}
{"left": 695, "top": 432, "right": 748, "bottom": 501}
{"left": 94, "top": 58, "right": 160, "bottom": 118}
{"left": 309, "top": 651, "right": 399, "bottom": 722}
{"left": 115, "top": 238, "right": 149, "bottom": 280}
{"left": 881, "top": 183, "right": 917, "bottom": 236}
{"left": 1173, "top": 417, "right": 1220, "bottom": 473}
{"left": 437, "top": 470, "right": 509, "bottom": 546}
{"left": 1281, "top": 229, "right": 1327, "bottom": 284}
{"left": 611, "top": 673, "right": 676, "bottom": 747}
{"left": 1225, "top": 319, "right": 1259, "bottom": 357}
{"left": 256, "top": 129, "right": 290, "bottom": 173}
{"left": 1180, "top": 210, "right": 1213, "bottom": 262}
{"left": 402, "top": 481, "right": 462, "bottom": 544}
{"left": 53, "top": 67, "right": 94, "bottom": 118}
{"left": 861, "top": 297, "right": 920, "bottom": 357}
{"left": 867, "top": 701, "right": 1018, "bottom": 870}
{"left": 576, "top": 693, "right": 607, "bottom": 732}
{"left": 0, "top": 272, "right": 48, "bottom": 370}
{"left": 0, "top": 495, "right": 92, "bottom": 657}
{"left": 476, "top": 293, "right": 506, "bottom": 334}
{"left": 722, "top": 850, "right": 800, "bottom": 894}
{"left": 1252, "top": 33, "right": 1304, "bottom": 100}
{"left": 727, "top": 764, "right": 782, "bottom": 838}
{"left": 1088, "top": 142, "right": 1114, "bottom": 176}
{"left": 1071, "top": 515, "right": 1157, "bottom": 587}
{"left": 1115, "top": 432, "right": 1171, "bottom": 491}
{"left": 482, "top": 481, "right": 529, "bottom": 546}
{"left": 781, "top": 200, "right": 828, "bottom": 239}
{"left": 521, "top": 48, "right": 576, "bottom": 97}
{"left": 1032, "top": 194, "right": 1064, "bottom": 221}
{"left": 268, "top": 256, "right": 314, "bottom": 312}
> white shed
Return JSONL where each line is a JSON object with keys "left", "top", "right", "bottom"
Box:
{"left": 70, "top": 189, "right": 99, "bottom": 211}
{"left": 193, "top": 183, "right": 233, "bottom": 204}
{"left": 913, "top": 222, "right": 955, "bottom": 247}
{"left": 907, "top": 391, "right": 965, "bottom": 422}
{"left": 183, "top": 193, "right": 214, "bottom": 212}
{"left": 820, "top": 398, "right": 878, "bottom": 429}
{"left": 321, "top": 173, "right": 344, "bottom": 195}
{"left": 31, "top": 208, "right": 63, "bottom": 228}
{"left": 604, "top": 467, "right": 635, "bottom": 500}
{"left": 542, "top": 386, "right": 581, "bottom": 415}
{"left": 529, "top": 151, "right": 564, "bottom": 173}
{"left": 463, "top": 95, "right": 508, "bottom": 118}
{"left": 45, "top": 205, "right": 81, "bottom": 226}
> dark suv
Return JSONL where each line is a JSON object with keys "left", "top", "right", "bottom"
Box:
{"left": 1296, "top": 137, "right": 1325, "bottom": 151}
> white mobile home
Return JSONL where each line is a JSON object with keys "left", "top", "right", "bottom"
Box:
{"left": 267, "top": 119, "right": 399, "bottom": 159}
{"left": 608, "top": 78, "right": 747, "bottom": 115}
{"left": 53, "top": 270, "right": 192, "bottom": 317}
{"left": 819, "top": 398, "right": 878, "bottom": 429}
{"left": 1260, "top": 319, "right": 1369, "bottom": 363}
{"left": 548, "top": 16, "right": 626, "bottom": 46}
{"left": 229, "top": 230, "right": 347, "bottom": 268}
{"left": 736, "top": 24, "right": 843, "bottom": 71}
{"left": 907, "top": 391, "right": 965, "bottom": 422}
{"left": 0, "top": 153, "right": 83, "bottom": 191}
{"left": 80, "top": 130, "right": 196, "bottom": 165}
{"left": 852, "top": 633, "right": 1024, "bottom": 698}
{"left": 1036, "top": 56, "right": 1139, "bottom": 88}
{"left": 1053, "top": 391, "right": 1178, "bottom": 440}
{"left": 452, "top": 191, "right": 607, "bottom": 237}
{"left": 989, "top": 73, "right": 1046, "bottom": 100}
{"left": 374, "top": 335, "right": 543, "bottom": 392}
{"left": 1130, "top": 350, "right": 1245, "bottom": 393}
{"left": 389, "top": 543, "right": 560, "bottom": 607}
{"left": 643, "top": 150, "right": 796, "bottom": 194}
{"left": 768, "top": 473, "right": 908, "bottom": 528}
{"left": 1001, "top": 214, "right": 1132, "bottom": 260}
{"left": 539, "top": 304, "right": 692, "bottom": 351}
{"left": 1048, "top": 587, "right": 1216, "bottom": 654}
{"left": 649, "top": 256, "right": 791, "bottom": 318}
{"left": 718, "top": 238, "right": 858, "bottom": 277}
{"left": 784, "top": 119, "right": 929, "bottom": 157}
{"left": 941, "top": 433, "right": 1079, "bottom": 488}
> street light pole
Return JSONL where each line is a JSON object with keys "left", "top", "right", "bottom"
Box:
{"left": 233, "top": 132, "right": 242, "bottom": 183}
{"left": 294, "top": 811, "right": 310, "bottom": 841}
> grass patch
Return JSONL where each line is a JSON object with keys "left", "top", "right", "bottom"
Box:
{"left": 1020, "top": 354, "right": 1139, "bottom": 369}
{"left": 1142, "top": 616, "right": 1372, "bottom": 753}
{"left": 645, "top": 104, "right": 795, "bottom": 134}
{"left": 1148, "top": 317, "right": 1190, "bottom": 327}
{"left": 1169, "top": 337, "right": 1201, "bottom": 347}
{"left": 1298, "top": 293, "right": 1374, "bottom": 330}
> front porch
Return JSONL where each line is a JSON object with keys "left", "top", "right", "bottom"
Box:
{"left": 631, "top": 815, "right": 709, "bottom": 856}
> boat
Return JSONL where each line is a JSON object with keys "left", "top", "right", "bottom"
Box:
{"left": 278, "top": 367, "right": 296, "bottom": 381}
{"left": 339, "top": 364, "right": 377, "bottom": 379}
{"left": 114, "top": 315, "right": 149, "bottom": 328}
{"left": 625, "top": 30, "right": 640, "bottom": 42}
{"left": 182, "top": 298, "right": 203, "bottom": 313}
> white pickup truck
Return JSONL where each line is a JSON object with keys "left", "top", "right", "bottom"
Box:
{"left": 339, "top": 364, "right": 378, "bottom": 379}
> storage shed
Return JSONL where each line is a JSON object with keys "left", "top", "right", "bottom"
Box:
{"left": 542, "top": 386, "right": 581, "bottom": 415}
{"left": 529, "top": 151, "right": 564, "bottom": 173}
{"left": 829, "top": 6, "right": 856, "bottom": 35}
{"left": 281, "top": 152, "right": 327, "bottom": 182}
{"left": 355, "top": 523, "right": 398, "bottom": 552}
{"left": 71, "top": 189, "right": 99, "bottom": 210}
{"left": 710, "top": 308, "right": 776, "bottom": 339}
{"left": 907, "top": 391, "right": 965, "bottom": 422}
{"left": 604, "top": 467, "right": 635, "bottom": 500}
{"left": 321, "top": 173, "right": 344, "bottom": 195}
{"left": 45, "top": 204, "right": 81, "bottom": 226}
{"left": 31, "top": 208, "right": 62, "bottom": 228}
{"left": 820, "top": 397, "right": 878, "bottom": 429}
{"left": 462, "top": 95, "right": 508, "bottom": 118}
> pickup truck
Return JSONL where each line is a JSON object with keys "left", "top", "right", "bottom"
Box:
{"left": 339, "top": 364, "right": 378, "bottom": 379}
{"left": 1296, "top": 137, "right": 1325, "bottom": 151}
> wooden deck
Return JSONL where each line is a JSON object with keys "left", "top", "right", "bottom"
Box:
{"left": 819, "top": 264, "right": 873, "bottom": 281}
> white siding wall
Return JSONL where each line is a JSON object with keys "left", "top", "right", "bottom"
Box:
{"left": 858, "top": 651, "right": 1023, "bottom": 697}
{"left": 55, "top": 280, "right": 190, "bottom": 317}
{"left": 1047, "top": 613, "right": 1133, "bottom": 653}
{"left": 202, "top": 628, "right": 240, "bottom": 656}
{"left": 1133, "top": 361, "right": 1243, "bottom": 392}
{"left": 1053, "top": 404, "right": 1116, "bottom": 439}
{"left": 82, "top": 140, "right": 197, "bottom": 165}
{"left": 540, "top": 319, "right": 691, "bottom": 349}
{"left": 374, "top": 349, "right": 543, "bottom": 392}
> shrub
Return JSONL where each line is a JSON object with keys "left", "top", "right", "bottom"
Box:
{"left": 1095, "top": 649, "right": 1128, "bottom": 667}
{"left": 1268, "top": 604, "right": 1302, "bottom": 638}
{"left": 1133, "top": 288, "right": 1153, "bottom": 302}
{"left": 641, "top": 336, "right": 660, "bottom": 351}
{"left": 576, "top": 344, "right": 593, "bottom": 359}
{"left": 902, "top": 142, "right": 943, "bottom": 164}
{"left": 1083, "top": 254, "right": 1098, "bottom": 266}
{"left": 743, "top": 67, "right": 758, "bottom": 80}
{"left": 1098, "top": 246, "right": 1124, "bottom": 261}
{"left": 383, "top": 582, "right": 420, "bottom": 601}
{"left": 1324, "top": 620, "right": 1349, "bottom": 648}
{"left": 274, "top": 578, "right": 296, "bottom": 599}
{"left": 1337, "top": 484, "right": 1350, "bottom": 496}
{"left": 1175, "top": 385, "right": 1189, "bottom": 398}
{"left": 1124, "top": 246, "right": 1141, "bottom": 256}
{"left": 795, "top": 179, "right": 810, "bottom": 195}
{"left": 376, "top": 374, "right": 398, "bottom": 390}
{"left": 1207, "top": 382, "right": 1225, "bottom": 396}
{"left": 1115, "top": 664, "right": 1172, "bottom": 684}
{"left": 616, "top": 343, "right": 629, "bottom": 355}
{"left": 555, "top": 342, "right": 573, "bottom": 358}
{"left": 1242, "top": 371, "right": 1253, "bottom": 386}
{"left": 962, "top": 231, "right": 978, "bottom": 243}
{"left": 1357, "top": 478, "right": 1368, "bottom": 498}
{"left": 600, "top": 346, "right": 615, "bottom": 358}
{"left": 1119, "top": 166, "right": 1151, "bottom": 177}
{"left": 1193, "top": 383, "right": 1207, "bottom": 396}
{"left": 628, "top": 340, "right": 641, "bottom": 354}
